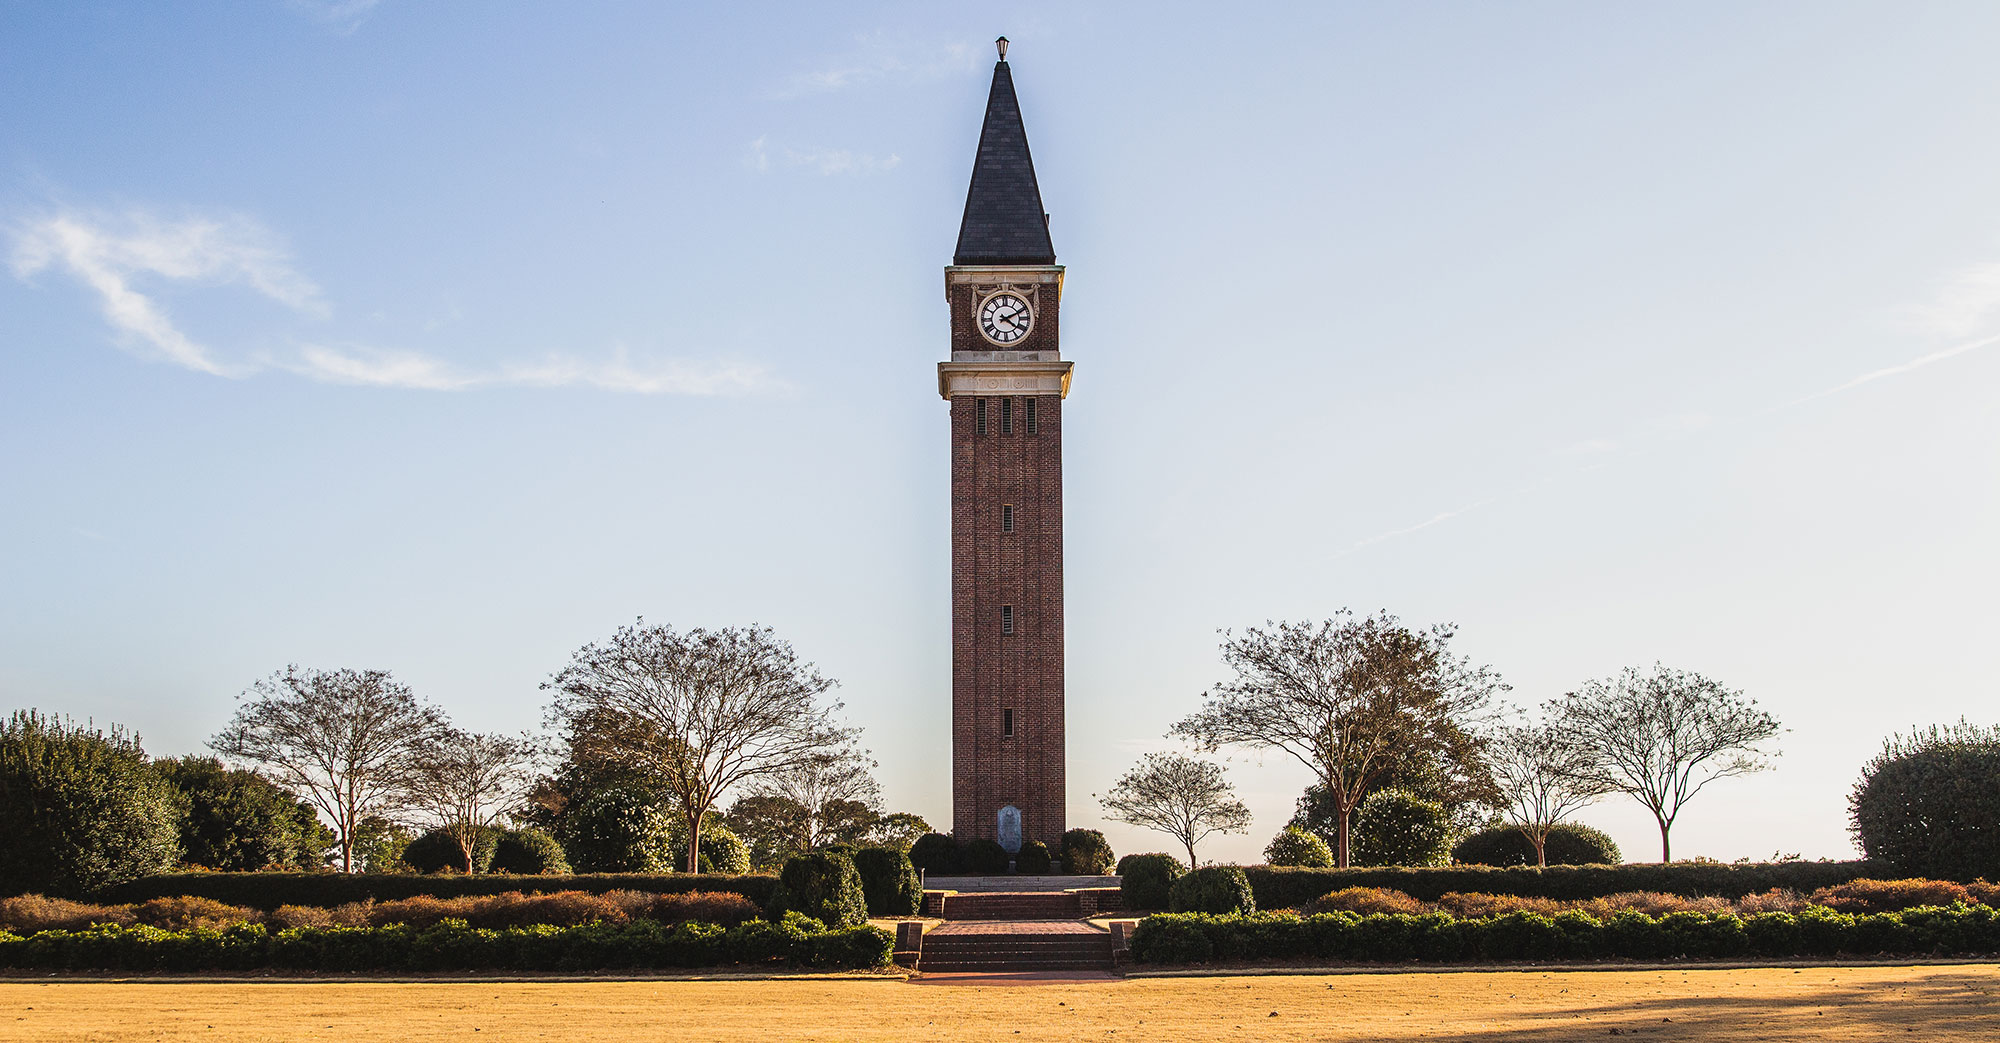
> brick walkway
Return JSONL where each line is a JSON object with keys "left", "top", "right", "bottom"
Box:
{"left": 927, "top": 919, "right": 1103, "bottom": 937}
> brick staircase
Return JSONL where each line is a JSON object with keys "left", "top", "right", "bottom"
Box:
{"left": 940, "top": 890, "right": 1081, "bottom": 921}
{"left": 917, "top": 921, "right": 1116, "bottom": 973}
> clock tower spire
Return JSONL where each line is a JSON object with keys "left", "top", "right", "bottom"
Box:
{"left": 940, "top": 42, "right": 1070, "bottom": 860}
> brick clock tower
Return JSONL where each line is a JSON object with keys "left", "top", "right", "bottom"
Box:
{"left": 940, "top": 40, "right": 1069, "bottom": 857}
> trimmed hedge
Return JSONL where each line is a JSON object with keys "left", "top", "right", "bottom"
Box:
{"left": 907, "top": 834, "right": 960, "bottom": 875}
{"left": 1169, "top": 866, "right": 1255, "bottom": 915}
{"left": 1247, "top": 861, "right": 1893, "bottom": 910}
{"left": 1014, "top": 841, "right": 1053, "bottom": 875}
{"left": 1120, "top": 854, "right": 1184, "bottom": 911}
{"left": 1130, "top": 904, "right": 2000, "bottom": 965}
{"left": 1059, "top": 829, "right": 1115, "bottom": 876}
{"left": 0, "top": 914, "right": 893, "bottom": 971}
{"left": 769, "top": 854, "right": 867, "bottom": 928}
{"left": 850, "top": 848, "right": 922, "bottom": 917}
{"left": 1452, "top": 823, "right": 1621, "bottom": 868}
{"left": 93, "top": 873, "right": 778, "bottom": 910}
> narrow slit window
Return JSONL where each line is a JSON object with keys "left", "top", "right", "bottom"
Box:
{"left": 1001, "top": 605, "right": 1014, "bottom": 634}
{"left": 1002, "top": 504, "right": 1015, "bottom": 533}
{"left": 1001, "top": 397, "right": 1013, "bottom": 434}
{"left": 1025, "top": 398, "right": 1038, "bottom": 435}
{"left": 1003, "top": 708, "right": 1015, "bottom": 737}
{"left": 975, "top": 398, "right": 987, "bottom": 435}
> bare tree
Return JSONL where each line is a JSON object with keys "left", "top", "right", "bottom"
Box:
{"left": 543, "top": 621, "right": 849, "bottom": 873}
{"left": 1097, "top": 752, "right": 1252, "bottom": 868}
{"left": 1172, "top": 612, "right": 1505, "bottom": 867}
{"left": 750, "top": 742, "right": 882, "bottom": 853}
{"left": 1488, "top": 717, "right": 1611, "bottom": 867}
{"left": 1551, "top": 664, "right": 1781, "bottom": 862}
{"left": 211, "top": 667, "right": 445, "bottom": 873}
{"left": 404, "top": 729, "right": 537, "bottom": 874}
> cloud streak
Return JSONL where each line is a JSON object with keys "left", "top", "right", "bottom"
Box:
{"left": 11, "top": 210, "right": 325, "bottom": 375}
{"left": 10, "top": 207, "right": 777, "bottom": 396}
{"left": 292, "top": 344, "right": 775, "bottom": 395}
{"left": 771, "top": 32, "right": 982, "bottom": 99}
{"left": 746, "top": 137, "right": 901, "bottom": 176}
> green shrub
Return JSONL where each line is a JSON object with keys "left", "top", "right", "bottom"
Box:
{"left": 1244, "top": 860, "right": 1891, "bottom": 910}
{"left": 850, "top": 848, "right": 921, "bottom": 917}
{"left": 153, "top": 756, "right": 331, "bottom": 873}
{"left": 1351, "top": 789, "right": 1452, "bottom": 868}
{"left": 1119, "top": 854, "right": 1184, "bottom": 911}
{"left": 0, "top": 711, "right": 183, "bottom": 897}
{"left": 1452, "top": 823, "right": 1621, "bottom": 867}
{"left": 95, "top": 872, "right": 778, "bottom": 910}
{"left": 1851, "top": 723, "right": 2000, "bottom": 881}
{"left": 0, "top": 916, "right": 895, "bottom": 971}
{"left": 1128, "top": 904, "right": 2000, "bottom": 965}
{"left": 490, "top": 829, "right": 569, "bottom": 875}
{"left": 402, "top": 828, "right": 500, "bottom": 875}
{"left": 769, "top": 853, "right": 866, "bottom": 928}
{"left": 556, "top": 786, "right": 676, "bottom": 873}
{"left": 1265, "top": 826, "right": 1335, "bottom": 868}
{"left": 1058, "top": 829, "right": 1115, "bottom": 875}
{"left": 963, "top": 838, "right": 1010, "bottom": 875}
{"left": 1169, "top": 866, "right": 1255, "bottom": 915}
{"left": 694, "top": 826, "right": 753, "bottom": 875}
{"left": 908, "top": 833, "right": 961, "bottom": 875}
{"left": 1130, "top": 915, "right": 1214, "bottom": 963}
{"left": 1114, "top": 853, "right": 1150, "bottom": 876}
{"left": 1014, "top": 840, "right": 1053, "bottom": 875}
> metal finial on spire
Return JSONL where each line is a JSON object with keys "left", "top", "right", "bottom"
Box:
{"left": 996, "top": 36, "right": 1009, "bottom": 61}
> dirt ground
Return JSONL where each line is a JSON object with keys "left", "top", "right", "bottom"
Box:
{"left": 5, "top": 964, "right": 1998, "bottom": 1041}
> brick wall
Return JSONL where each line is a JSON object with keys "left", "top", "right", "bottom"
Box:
{"left": 949, "top": 387, "right": 1066, "bottom": 851}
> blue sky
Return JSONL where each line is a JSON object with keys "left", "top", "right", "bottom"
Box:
{"left": 4, "top": 1, "right": 1998, "bottom": 865}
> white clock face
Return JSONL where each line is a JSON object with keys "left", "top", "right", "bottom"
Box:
{"left": 978, "top": 291, "right": 1033, "bottom": 345}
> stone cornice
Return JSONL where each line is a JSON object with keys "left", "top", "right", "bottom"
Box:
{"left": 945, "top": 265, "right": 1064, "bottom": 297}
{"left": 937, "top": 360, "right": 1073, "bottom": 400}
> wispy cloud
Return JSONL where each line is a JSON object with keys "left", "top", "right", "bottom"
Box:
{"left": 1908, "top": 260, "right": 2000, "bottom": 338}
{"left": 292, "top": 344, "right": 775, "bottom": 395}
{"left": 10, "top": 207, "right": 777, "bottom": 396}
{"left": 1779, "top": 333, "right": 2000, "bottom": 410}
{"left": 746, "top": 136, "right": 901, "bottom": 176}
{"left": 1337, "top": 497, "right": 1500, "bottom": 557}
{"left": 286, "top": 0, "right": 386, "bottom": 34}
{"left": 10, "top": 209, "right": 325, "bottom": 376}
{"left": 771, "top": 32, "right": 983, "bottom": 99}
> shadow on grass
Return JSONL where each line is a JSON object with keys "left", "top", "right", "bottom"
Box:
{"left": 1419, "top": 970, "right": 2000, "bottom": 1041}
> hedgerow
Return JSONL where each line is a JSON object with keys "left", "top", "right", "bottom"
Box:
{"left": 2, "top": 889, "right": 766, "bottom": 933}
{"left": 91, "top": 872, "right": 778, "bottom": 910}
{"left": 1130, "top": 904, "right": 2000, "bottom": 965}
{"left": 0, "top": 914, "right": 893, "bottom": 972}
{"left": 1246, "top": 861, "right": 1893, "bottom": 909}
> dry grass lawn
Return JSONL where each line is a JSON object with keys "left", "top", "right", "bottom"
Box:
{"left": 5, "top": 964, "right": 1999, "bottom": 1041}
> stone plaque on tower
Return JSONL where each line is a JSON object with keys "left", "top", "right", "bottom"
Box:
{"left": 940, "top": 41, "right": 1071, "bottom": 855}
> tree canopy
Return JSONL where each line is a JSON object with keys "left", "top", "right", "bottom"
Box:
{"left": 1174, "top": 612, "right": 1504, "bottom": 866}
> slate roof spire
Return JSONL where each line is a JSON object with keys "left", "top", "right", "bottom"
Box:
{"left": 953, "top": 48, "right": 1056, "bottom": 266}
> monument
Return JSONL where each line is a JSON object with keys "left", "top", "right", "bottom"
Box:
{"left": 940, "top": 38, "right": 1070, "bottom": 855}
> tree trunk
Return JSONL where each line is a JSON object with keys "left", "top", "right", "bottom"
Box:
{"left": 1658, "top": 818, "right": 1672, "bottom": 863}
{"left": 686, "top": 810, "right": 704, "bottom": 874}
{"left": 463, "top": 835, "right": 475, "bottom": 875}
{"left": 1532, "top": 831, "right": 1548, "bottom": 869}
{"left": 341, "top": 833, "right": 354, "bottom": 874}
{"left": 1185, "top": 837, "right": 1198, "bottom": 870}
{"left": 1336, "top": 808, "right": 1352, "bottom": 869}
